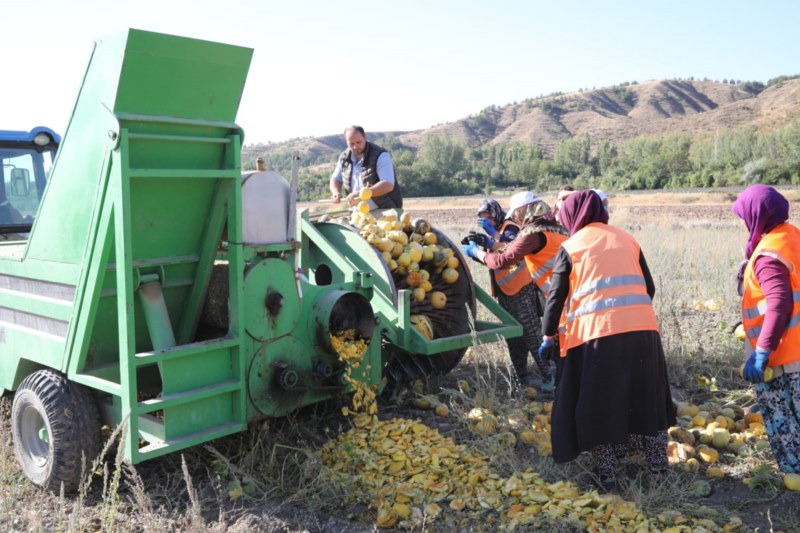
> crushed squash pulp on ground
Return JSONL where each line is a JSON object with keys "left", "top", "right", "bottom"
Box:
{"left": 321, "top": 331, "right": 746, "bottom": 531}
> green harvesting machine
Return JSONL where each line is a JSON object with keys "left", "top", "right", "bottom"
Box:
{"left": 0, "top": 29, "right": 521, "bottom": 491}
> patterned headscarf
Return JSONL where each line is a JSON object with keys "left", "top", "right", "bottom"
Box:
{"left": 477, "top": 198, "right": 506, "bottom": 226}
{"left": 732, "top": 184, "right": 789, "bottom": 259}
{"left": 558, "top": 189, "right": 609, "bottom": 236}
{"left": 520, "top": 200, "right": 554, "bottom": 225}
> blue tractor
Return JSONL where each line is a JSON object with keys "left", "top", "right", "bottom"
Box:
{"left": 0, "top": 127, "right": 60, "bottom": 236}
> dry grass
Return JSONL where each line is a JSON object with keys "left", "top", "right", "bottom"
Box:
{"left": 2, "top": 190, "right": 800, "bottom": 531}
{"left": 304, "top": 186, "right": 800, "bottom": 213}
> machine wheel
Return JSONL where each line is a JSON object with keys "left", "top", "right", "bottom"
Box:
{"left": 12, "top": 369, "right": 101, "bottom": 492}
{"left": 385, "top": 228, "right": 476, "bottom": 384}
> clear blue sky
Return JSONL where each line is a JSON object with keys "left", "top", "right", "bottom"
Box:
{"left": 3, "top": 0, "right": 798, "bottom": 145}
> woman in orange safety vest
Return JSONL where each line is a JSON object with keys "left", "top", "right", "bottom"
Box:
{"left": 733, "top": 184, "right": 800, "bottom": 474}
{"left": 468, "top": 198, "right": 539, "bottom": 386}
{"left": 539, "top": 190, "right": 675, "bottom": 492}
{"left": 462, "top": 191, "right": 566, "bottom": 391}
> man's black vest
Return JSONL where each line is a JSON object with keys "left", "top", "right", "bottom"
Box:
{"left": 339, "top": 141, "right": 403, "bottom": 209}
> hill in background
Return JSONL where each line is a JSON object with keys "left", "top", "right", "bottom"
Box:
{"left": 244, "top": 77, "right": 800, "bottom": 170}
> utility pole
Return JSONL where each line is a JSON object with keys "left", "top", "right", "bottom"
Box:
{"left": 483, "top": 156, "right": 491, "bottom": 196}
{"left": 714, "top": 129, "right": 719, "bottom": 163}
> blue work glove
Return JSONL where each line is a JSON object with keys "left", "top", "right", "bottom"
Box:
{"left": 479, "top": 218, "right": 497, "bottom": 237}
{"left": 538, "top": 336, "right": 554, "bottom": 359}
{"left": 743, "top": 348, "right": 770, "bottom": 383}
{"left": 461, "top": 241, "right": 480, "bottom": 259}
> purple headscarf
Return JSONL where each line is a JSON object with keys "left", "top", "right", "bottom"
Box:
{"left": 732, "top": 185, "right": 789, "bottom": 259}
{"left": 557, "top": 189, "right": 609, "bottom": 236}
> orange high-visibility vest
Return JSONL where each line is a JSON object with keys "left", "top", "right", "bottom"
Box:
{"left": 560, "top": 223, "right": 658, "bottom": 356}
{"left": 492, "top": 220, "right": 533, "bottom": 296}
{"left": 741, "top": 222, "right": 800, "bottom": 367}
{"left": 523, "top": 230, "right": 567, "bottom": 296}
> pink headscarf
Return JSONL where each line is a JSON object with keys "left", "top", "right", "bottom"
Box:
{"left": 557, "top": 189, "right": 609, "bottom": 236}
{"left": 732, "top": 185, "right": 789, "bottom": 259}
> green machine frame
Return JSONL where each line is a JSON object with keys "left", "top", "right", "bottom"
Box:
{"left": 0, "top": 30, "right": 252, "bottom": 465}
{"left": 0, "top": 29, "right": 522, "bottom": 490}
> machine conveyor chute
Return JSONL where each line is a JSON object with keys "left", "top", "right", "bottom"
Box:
{"left": 298, "top": 210, "right": 522, "bottom": 383}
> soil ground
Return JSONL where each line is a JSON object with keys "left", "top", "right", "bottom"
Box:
{"left": 3, "top": 190, "right": 800, "bottom": 532}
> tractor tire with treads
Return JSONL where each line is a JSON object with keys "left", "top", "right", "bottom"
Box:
{"left": 12, "top": 369, "right": 102, "bottom": 492}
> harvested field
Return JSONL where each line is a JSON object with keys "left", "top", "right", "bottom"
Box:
{"left": 3, "top": 190, "right": 800, "bottom": 532}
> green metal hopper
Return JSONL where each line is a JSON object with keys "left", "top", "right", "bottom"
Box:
{"left": 0, "top": 29, "right": 521, "bottom": 493}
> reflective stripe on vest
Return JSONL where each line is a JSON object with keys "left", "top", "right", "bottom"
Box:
{"left": 744, "top": 291, "right": 800, "bottom": 339}
{"left": 742, "top": 225, "right": 800, "bottom": 368}
{"left": 570, "top": 274, "right": 645, "bottom": 299}
{"left": 540, "top": 281, "right": 550, "bottom": 294}
{"left": 559, "top": 223, "right": 658, "bottom": 355}
{"left": 494, "top": 264, "right": 531, "bottom": 295}
{"left": 491, "top": 220, "right": 532, "bottom": 296}
{"left": 566, "top": 288, "right": 652, "bottom": 324}
{"left": 523, "top": 231, "right": 567, "bottom": 296}
{"left": 531, "top": 257, "right": 555, "bottom": 285}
